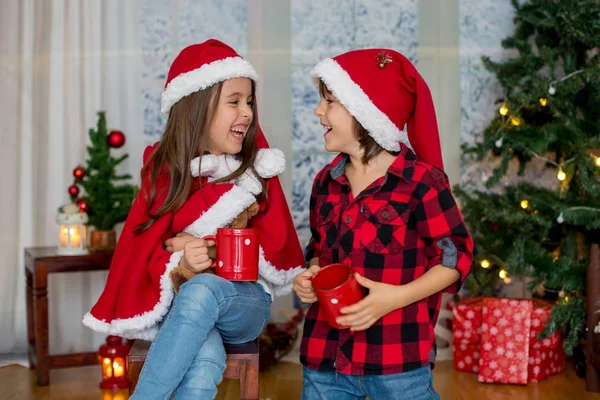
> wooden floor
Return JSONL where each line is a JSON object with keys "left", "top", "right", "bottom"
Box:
{"left": 1, "top": 360, "right": 599, "bottom": 400}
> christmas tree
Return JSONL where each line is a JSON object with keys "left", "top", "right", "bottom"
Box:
{"left": 69, "top": 111, "right": 138, "bottom": 231}
{"left": 455, "top": 0, "right": 600, "bottom": 353}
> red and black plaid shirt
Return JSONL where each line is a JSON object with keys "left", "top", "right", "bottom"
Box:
{"left": 300, "top": 144, "right": 474, "bottom": 375}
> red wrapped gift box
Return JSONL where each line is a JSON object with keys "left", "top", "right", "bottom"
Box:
{"left": 452, "top": 296, "right": 483, "bottom": 345}
{"left": 451, "top": 297, "right": 565, "bottom": 383}
{"left": 529, "top": 299, "right": 561, "bottom": 349}
{"left": 528, "top": 347, "right": 566, "bottom": 382}
{"left": 453, "top": 342, "right": 480, "bottom": 373}
{"left": 477, "top": 298, "right": 532, "bottom": 385}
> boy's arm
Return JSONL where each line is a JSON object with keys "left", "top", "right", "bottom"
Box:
{"left": 337, "top": 174, "right": 473, "bottom": 331}
{"left": 414, "top": 174, "right": 474, "bottom": 294}
{"left": 392, "top": 265, "right": 459, "bottom": 306}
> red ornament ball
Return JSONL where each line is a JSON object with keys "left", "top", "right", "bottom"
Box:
{"left": 68, "top": 185, "right": 80, "bottom": 197}
{"left": 76, "top": 198, "right": 89, "bottom": 212}
{"left": 107, "top": 130, "right": 126, "bottom": 148}
{"left": 78, "top": 201, "right": 89, "bottom": 213}
{"left": 73, "top": 166, "right": 86, "bottom": 180}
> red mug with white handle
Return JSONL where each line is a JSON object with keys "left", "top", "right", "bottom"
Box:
{"left": 202, "top": 228, "right": 260, "bottom": 281}
{"left": 310, "top": 263, "right": 364, "bottom": 329}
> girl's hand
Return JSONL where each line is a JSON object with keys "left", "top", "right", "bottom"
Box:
{"left": 180, "top": 238, "right": 217, "bottom": 273}
{"left": 293, "top": 264, "right": 321, "bottom": 304}
{"left": 336, "top": 273, "right": 408, "bottom": 331}
{"left": 165, "top": 233, "right": 195, "bottom": 253}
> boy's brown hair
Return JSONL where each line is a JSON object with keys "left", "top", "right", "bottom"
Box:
{"left": 319, "top": 80, "right": 398, "bottom": 164}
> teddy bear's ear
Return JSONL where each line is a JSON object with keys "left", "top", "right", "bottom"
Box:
{"left": 254, "top": 148, "right": 285, "bottom": 178}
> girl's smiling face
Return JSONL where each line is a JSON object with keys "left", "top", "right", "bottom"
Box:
{"left": 206, "top": 77, "right": 254, "bottom": 155}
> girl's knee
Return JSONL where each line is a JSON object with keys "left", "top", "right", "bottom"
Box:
{"left": 194, "top": 330, "right": 227, "bottom": 368}
{"left": 178, "top": 273, "right": 231, "bottom": 300}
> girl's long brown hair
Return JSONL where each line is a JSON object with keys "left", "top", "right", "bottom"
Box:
{"left": 135, "top": 80, "right": 265, "bottom": 234}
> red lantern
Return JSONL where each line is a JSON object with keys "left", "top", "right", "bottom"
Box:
{"left": 107, "top": 130, "right": 126, "bottom": 148}
{"left": 68, "top": 185, "right": 80, "bottom": 197}
{"left": 98, "top": 335, "right": 129, "bottom": 389}
{"left": 73, "top": 166, "right": 86, "bottom": 180}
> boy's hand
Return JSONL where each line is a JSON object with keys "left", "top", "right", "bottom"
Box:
{"left": 180, "top": 238, "right": 217, "bottom": 274}
{"left": 337, "top": 273, "right": 408, "bottom": 331}
{"left": 293, "top": 264, "right": 321, "bottom": 304}
{"left": 165, "top": 233, "right": 195, "bottom": 252}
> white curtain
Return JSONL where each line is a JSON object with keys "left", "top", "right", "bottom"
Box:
{"left": 0, "top": 0, "right": 144, "bottom": 357}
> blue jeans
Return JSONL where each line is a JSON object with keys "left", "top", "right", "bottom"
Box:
{"left": 130, "top": 273, "right": 271, "bottom": 400}
{"left": 301, "top": 365, "right": 440, "bottom": 400}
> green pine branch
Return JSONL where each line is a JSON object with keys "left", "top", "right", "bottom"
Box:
{"left": 455, "top": 0, "right": 600, "bottom": 355}
{"left": 71, "top": 111, "right": 139, "bottom": 231}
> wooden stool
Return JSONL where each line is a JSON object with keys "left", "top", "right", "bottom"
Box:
{"left": 127, "top": 339, "right": 259, "bottom": 399}
{"left": 24, "top": 247, "right": 113, "bottom": 386}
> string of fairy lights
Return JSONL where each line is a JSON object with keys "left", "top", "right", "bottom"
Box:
{"left": 477, "top": 73, "right": 600, "bottom": 290}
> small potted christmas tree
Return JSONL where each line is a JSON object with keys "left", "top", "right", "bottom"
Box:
{"left": 68, "top": 111, "right": 138, "bottom": 252}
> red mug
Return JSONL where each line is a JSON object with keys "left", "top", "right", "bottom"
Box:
{"left": 202, "top": 228, "right": 260, "bottom": 281}
{"left": 311, "top": 263, "right": 363, "bottom": 329}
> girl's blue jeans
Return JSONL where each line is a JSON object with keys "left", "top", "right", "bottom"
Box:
{"left": 130, "top": 273, "right": 271, "bottom": 400}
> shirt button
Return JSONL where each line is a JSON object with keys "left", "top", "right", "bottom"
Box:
{"left": 345, "top": 216, "right": 352, "bottom": 223}
{"left": 382, "top": 211, "right": 389, "bottom": 219}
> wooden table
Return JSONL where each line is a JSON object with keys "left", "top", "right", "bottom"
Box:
{"left": 24, "top": 247, "right": 113, "bottom": 386}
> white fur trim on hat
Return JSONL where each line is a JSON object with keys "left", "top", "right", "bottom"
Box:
{"left": 311, "top": 58, "right": 408, "bottom": 152}
{"left": 161, "top": 57, "right": 258, "bottom": 113}
{"left": 258, "top": 246, "right": 304, "bottom": 297}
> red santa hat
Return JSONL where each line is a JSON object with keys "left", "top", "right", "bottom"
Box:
{"left": 161, "top": 39, "right": 258, "bottom": 113}
{"left": 311, "top": 48, "right": 445, "bottom": 171}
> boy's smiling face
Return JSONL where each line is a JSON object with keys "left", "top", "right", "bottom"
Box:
{"left": 314, "top": 85, "right": 358, "bottom": 155}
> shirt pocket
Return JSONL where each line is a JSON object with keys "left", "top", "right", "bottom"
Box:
{"left": 316, "top": 201, "right": 340, "bottom": 250}
{"left": 359, "top": 200, "right": 410, "bottom": 254}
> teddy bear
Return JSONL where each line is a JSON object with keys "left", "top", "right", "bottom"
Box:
{"left": 169, "top": 201, "right": 260, "bottom": 293}
{"left": 170, "top": 149, "right": 284, "bottom": 293}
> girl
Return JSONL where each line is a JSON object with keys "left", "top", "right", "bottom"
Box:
{"left": 293, "top": 49, "right": 474, "bottom": 399}
{"left": 83, "top": 39, "right": 305, "bottom": 399}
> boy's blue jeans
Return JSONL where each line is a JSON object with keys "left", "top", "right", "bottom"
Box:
{"left": 302, "top": 364, "right": 441, "bottom": 400}
{"left": 130, "top": 273, "right": 271, "bottom": 400}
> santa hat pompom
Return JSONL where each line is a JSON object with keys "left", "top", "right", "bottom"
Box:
{"left": 254, "top": 148, "right": 286, "bottom": 178}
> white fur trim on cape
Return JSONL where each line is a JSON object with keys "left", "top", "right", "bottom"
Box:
{"left": 311, "top": 58, "right": 408, "bottom": 152}
{"left": 183, "top": 184, "right": 257, "bottom": 238}
{"left": 82, "top": 185, "right": 256, "bottom": 340}
{"left": 258, "top": 246, "right": 304, "bottom": 297}
{"left": 161, "top": 57, "right": 258, "bottom": 113}
{"left": 189, "top": 149, "right": 286, "bottom": 195}
{"left": 82, "top": 250, "right": 183, "bottom": 340}
{"left": 236, "top": 170, "right": 262, "bottom": 195}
